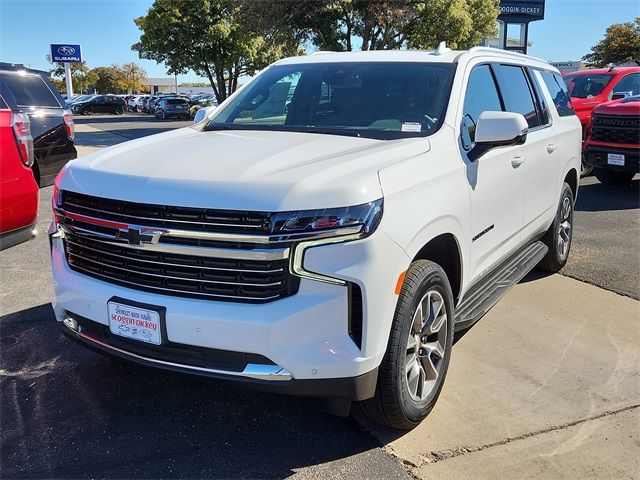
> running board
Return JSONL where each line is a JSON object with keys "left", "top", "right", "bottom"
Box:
{"left": 454, "top": 241, "right": 548, "bottom": 331}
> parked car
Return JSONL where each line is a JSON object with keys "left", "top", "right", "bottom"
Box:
{"left": 0, "top": 94, "right": 39, "bottom": 249}
{"left": 50, "top": 46, "right": 580, "bottom": 430}
{"left": 585, "top": 95, "right": 639, "bottom": 185}
{"left": 563, "top": 66, "right": 640, "bottom": 176}
{"left": 154, "top": 97, "right": 190, "bottom": 120}
{"left": 0, "top": 63, "right": 77, "bottom": 186}
{"left": 71, "top": 95, "right": 127, "bottom": 115}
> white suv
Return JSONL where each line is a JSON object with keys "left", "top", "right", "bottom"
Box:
{"left": 50, "top": 46, "right": 581, "bottom": 429}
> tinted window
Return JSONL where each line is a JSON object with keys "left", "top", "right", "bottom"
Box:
{"left": 209, "top": 62, "right": 456, "bottom": 140}
{"left": 167, "top": 98, "right": 188, "bottom": 105}
{"left": 462, "top": 64, "right": 503, "bottom": 145}
{"left": 0, "top": 72, "right": 61, "bottom": 108}
{"left": 528, "top": 69, "right": 550, "bottom": 125}
{"left": 613, "top": 73, "right": 640, "bottom": 97}
{"left": 494, "top": 65, "right": 541, "bottom": 128}
{"left": 540, "top": 71, "right": 575, "bottom": 117}
{"left": 564, "top": 73, "right": 614, "bottom": 99}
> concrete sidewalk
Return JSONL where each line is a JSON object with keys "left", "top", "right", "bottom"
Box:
{"left": 363, "top": 273, "right": 640, "bottom": 479}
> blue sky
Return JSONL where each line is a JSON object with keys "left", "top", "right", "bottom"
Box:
{"left": 1, "top": 0, "right": 638, "bottom": 82}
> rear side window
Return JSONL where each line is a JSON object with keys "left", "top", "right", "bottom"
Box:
{"left": 540, "top": 71, "right": 575, "bottom": 117}
{"left": 462, "top": 65, "right": 503, "bottom": 146}
{"left": 167, "top": 99, "right": 187, "bottom": 105}
{"left": 493, "top": 65, "right": 541, "bottom": 129}
{"left": 0, "top": 72, "right": 61, "bottom": 108}
{"left": 613, "top": 73, "right": 640, "bottom": 97}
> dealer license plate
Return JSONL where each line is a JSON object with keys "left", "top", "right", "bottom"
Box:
{"left": 607, "top": 153, "right": 625, "bottom": 166}
{"left": 108, "top": 301, "right": 162, "bottom": 345}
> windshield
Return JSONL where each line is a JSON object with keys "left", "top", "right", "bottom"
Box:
{"left": 206, "top": 62, "right": 455, "bottom": 139}
{"left": 564, "top": 73, "right": 615, "bottom": 99}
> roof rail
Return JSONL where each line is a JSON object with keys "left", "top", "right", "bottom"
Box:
{"left": 467, "top": 46, "right": 547, "bottom": 63}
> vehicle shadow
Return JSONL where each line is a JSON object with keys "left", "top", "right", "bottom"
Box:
{"left": 1, "top": 304, "right": 382, "bottom": 479}
{"left": 575, "top": 178, "right": 639, "bottom": 212}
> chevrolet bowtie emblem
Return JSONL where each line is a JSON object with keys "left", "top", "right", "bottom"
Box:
{"left": 117, "top": 226, "right": 165, "bottom": 246}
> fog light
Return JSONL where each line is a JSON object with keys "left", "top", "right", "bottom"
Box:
{"left": 63, "top": 316, "right": 79, "bottom": 331}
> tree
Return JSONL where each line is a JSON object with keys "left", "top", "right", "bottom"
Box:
{"left": 91, "top": 66, "right": 123, "bottom": 93}
{"left": 121, "top": 62, "right": 148, "bottom": 93}
{"left": 242, "top": 0, "right": 499, "bottom": 51}
{"left": 583, "top": 17, "right": 640, "bottom": 67}
{"left": 133, "top": 0, "right": 299, "bottom": 103}
{"left": 46, "top": 57, "right": 98, "bottom": 94}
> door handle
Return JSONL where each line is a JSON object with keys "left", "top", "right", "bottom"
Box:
{"left": 546, "top": 143, "right": 558, "bottom": 153}
{"left": 511, "top": 155, "right": 525, "bottom": 168}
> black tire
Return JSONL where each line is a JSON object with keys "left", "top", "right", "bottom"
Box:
{"left": 594, "top": 168, "right": 635, "bottom": 186}
{"left": 82, "top": 107, "right": 92, "bottom": 116}
{"left": 361, "top": 260, "right": 454, "bottom": 430}
{"left": 539, "top": 182, "right": 574, "bottom": 272}
{"left": 580, "top": 154, "right": 593, "bottom": 177}
{"left": 115, "top": 106, "right": 124, "bottom": 115}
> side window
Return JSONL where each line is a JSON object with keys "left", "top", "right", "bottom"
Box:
{"left": 540, "top": 71, "right": 575, "bottom": 117}
{"left": 462, "top": 64, "right": 503, "bottom": 148}
{"left": 612, "top": 73, "right": 640, "bottom": 98}
{"left": 493, "top": 65, "right": 541, "bottom": 129}
{"left": 527, "top": 68, "right": 551, "bottom": 126}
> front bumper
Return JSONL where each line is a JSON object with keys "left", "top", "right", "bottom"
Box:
{"left": 586, "top": 144, "right": 640, "bottom": 173}
{"left": 51, "top": 227, "right": 408, "bottom": 397}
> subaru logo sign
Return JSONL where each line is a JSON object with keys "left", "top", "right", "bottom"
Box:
{"left": 51, "top": 44, "right": 82, "bottom": 63}
{"left": 58, "top": 46, "right": 75, "bottom": 56}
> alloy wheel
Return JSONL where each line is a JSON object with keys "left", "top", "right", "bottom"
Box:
{"left": 557, "top": 196, "right": 572, "bottom": 260}
{"left": 405, "top": 290, "right": 448, "bottom": 402}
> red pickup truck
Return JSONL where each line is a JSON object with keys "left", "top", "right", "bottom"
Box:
{"left": 585, "top": 95, "right": 639, "bottom": 185}
{"left": 563, "top": 67, "right": 640, "bottom": 176}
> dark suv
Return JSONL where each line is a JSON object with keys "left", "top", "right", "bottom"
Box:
{"left": 154, "top": 97, "right": 190, "bottom": 119}
{"left": 72, "top": 95, "right": 126, "bottom": 116}
{"left": 0, "top": 63, "right": 77, "bottom": 186}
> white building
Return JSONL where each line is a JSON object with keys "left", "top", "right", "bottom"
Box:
{"left": 142, "top": 77, "right": 178, "bottom": 94}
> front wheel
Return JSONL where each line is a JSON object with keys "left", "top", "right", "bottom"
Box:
{"left": 361, "top": 260, "right": 454, "bottom": 430}
{"left": 594, "top": 168, "right": 635, "bottom": 186}
{"left": 539, "top": 182, "right": 574, "bottom": 272}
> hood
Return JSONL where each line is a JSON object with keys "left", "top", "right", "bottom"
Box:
{"left": 61, "top": 127, "right": 430, "bottom": 211}
{"left": 594, "top": 97, "right": 640, "bottom": 116}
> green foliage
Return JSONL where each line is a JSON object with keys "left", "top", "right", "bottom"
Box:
{"left": 242, "top": 0, "right": 499, "bottom": 51}
{"left": 583, "top": 18, "right": 640, "bottom": 67}
{"left": 132, "top": 0, "right": 299, "bottom": 103}
{"left": 46, "top": 57, "right": 98, "bottom": 94}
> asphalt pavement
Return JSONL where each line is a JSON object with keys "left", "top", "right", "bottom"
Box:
{"left": 1, "top": 114, "right": 638, "bottom": 479}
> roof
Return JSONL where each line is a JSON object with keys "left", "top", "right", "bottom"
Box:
{"left": 564, "top": 66, "right": 640, "bottom": 76}
{"left": 273, "top": 46, "right": 553, "bottom": 70}
{"left": 0, "top": 62, "right": 50, "bottom": 77}
{"left": 143, "top": 77, "right": 177, "bottom": 86}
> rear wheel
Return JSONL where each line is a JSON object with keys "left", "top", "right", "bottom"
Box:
{"left": 539, "top": 182, "right": 574, "bottom": 272}
{"left": 362, "top": 260, "right": 454, "bottom": 430}
{"left": 115, "top": 106, "right": 124, "bottom": 115}
{"left": 82, "top": 107, "right": 92, "bottom": 116}
{"left": 594, "top": 168, "right": 635, "bottom": 186}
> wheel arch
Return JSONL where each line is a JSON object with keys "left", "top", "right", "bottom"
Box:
{"left": 564, "top": 168, "right": 578, "bottom": 201}
{"left": 411, "top": 233, "right": 463, "bottom": 305}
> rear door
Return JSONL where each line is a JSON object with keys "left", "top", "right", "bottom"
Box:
{"left": 492, "top": 64, "right": 557, "bottom": 236}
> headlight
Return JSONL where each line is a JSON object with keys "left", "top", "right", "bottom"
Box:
{"left": 280, "top": 199, "right": 384, "bottom": 285}
{"left": 269, "top": 199, "right": 383, "bottom": 242}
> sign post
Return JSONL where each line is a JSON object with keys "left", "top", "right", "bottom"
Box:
{"left": 50, "top": 44, "right": 82, "bottom": 97}
{"left": 496, "top": 0, "right": 545, "bottom": 54}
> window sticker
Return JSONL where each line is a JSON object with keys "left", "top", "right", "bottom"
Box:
{"left": 401, "top": 122, "right": 422, "bottom": 132}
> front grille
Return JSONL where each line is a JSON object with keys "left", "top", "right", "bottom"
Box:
{"left": 61, "top": 190, "right": 271, "bottom": 233}
{"left": 591, "top": 114, "right": 640, "bottom": 144}
{"left": 63, "top": 232, "right": 299, "bottom": 303}
{"left": 59, "top": 192, "right": 299, "bottom": 303}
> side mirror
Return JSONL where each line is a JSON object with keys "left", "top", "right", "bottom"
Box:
{"left": 611, "top": 91, "right": 631, "bottom": 101}
{"left": 193, "top": 105, "right": 216, "bottom": 124}
{"left": 469, "top": 111, "right": 528, "bottom": 161}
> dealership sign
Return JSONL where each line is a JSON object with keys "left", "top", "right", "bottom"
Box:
{"left": 499, "top": 0, "right": 545, "bottom": 20}
{"left": 50, "top": 44, "right": 82, "bottom": 63}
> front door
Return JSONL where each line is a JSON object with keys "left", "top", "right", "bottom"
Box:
{"left": 459, "top": 63, "right": 525, "bottom": 282}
